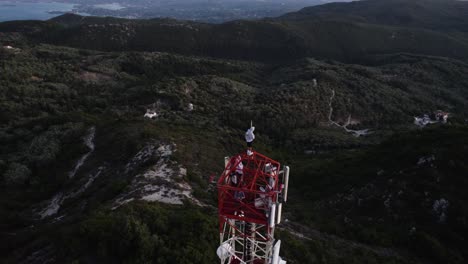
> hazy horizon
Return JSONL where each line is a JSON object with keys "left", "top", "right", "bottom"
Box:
{"left": 0, "top": 0, "right": 354, "bottom": 23}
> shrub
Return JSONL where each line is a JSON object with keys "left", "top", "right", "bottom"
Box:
{"left": 3, "top": 162, "right": 31, "bottom": 186}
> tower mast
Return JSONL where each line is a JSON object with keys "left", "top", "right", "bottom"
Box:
{"left": 216, "top": 150, "right": 290, "bottom": 264}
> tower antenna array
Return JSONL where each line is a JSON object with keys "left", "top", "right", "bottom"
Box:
{"left": 216, "top": 150, "right": 290, "bottom": 264}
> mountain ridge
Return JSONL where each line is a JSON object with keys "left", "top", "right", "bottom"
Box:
{"left": 281, "top": 0, "right": 468, "bottom": 32}
{"left": 3, "top": 14, "right": 468, "bottom": 63}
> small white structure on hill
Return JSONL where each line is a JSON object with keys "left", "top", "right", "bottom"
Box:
{"left": 144, "top": 109, "right": 158, "bottom": 119}
{"left": 187, "top": 103, "right": 194, "bottom": 112}
{"left": 435, "top": 110, "right": 449, "bottom": 124}
{"left": 414, "top": 110, "right": 450, "bottom": 127}
{"left": 414, "top": 114, "right": 434, "bottom": 127}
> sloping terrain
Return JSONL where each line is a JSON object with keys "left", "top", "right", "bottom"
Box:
{"left": 1, "top": 40, "right": 467, "bottom": 263}
{"left": 3, "top": 1, "right": 468, "bottom": 63}
{"left": 1, "top": 0, "right": 468, "bottom": 263}
{"left": 287, "top": 125, "right": 468, "bottom": 264}
{"left": 281, "top": 0, "right": 468, "bottom": 32}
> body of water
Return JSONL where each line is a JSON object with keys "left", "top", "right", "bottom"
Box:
{"left": 0, "top": 2, "right": 76, "bottom": 22}
{"left": 94, "top": 3, "right": 124, "bottom": 11}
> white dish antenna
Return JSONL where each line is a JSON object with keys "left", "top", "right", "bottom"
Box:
{"left": 216, "top": 242, "right": 232, "bottom": 260}
{"left": 272, "top": 240, "right": 281, "bottom": 264}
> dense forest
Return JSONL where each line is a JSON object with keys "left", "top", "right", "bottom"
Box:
{"left": 1, "top": 0, "right": 468, "bottom": 263}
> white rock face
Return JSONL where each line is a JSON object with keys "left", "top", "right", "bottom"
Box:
{"left": 38, "top": 167, "right": 104, "bottom": 219}
{"left": 141, "top": 186, "right": 192, "bottom": 205}
{"left": 114, "top": 143, "right": 201, "bottom": 209}
{"left": 38, "top": 140, "right": 201, "bottom": 220}
{"left": 69, "top": 127, "right": 96, "bottom": 178}
{"left": 39, "top": 193, "right": 64, "bottom": 219}
{"left": 124, "top": 144, "right": 160, "bottom": 174}
{"left": 38, "top": 127, "right": 99, "bottom": 220}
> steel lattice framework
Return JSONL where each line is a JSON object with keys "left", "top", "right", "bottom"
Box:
{"left": 217, "top": 151, "right": 289, "bottom": 264}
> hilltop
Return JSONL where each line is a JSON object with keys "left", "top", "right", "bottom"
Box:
{"left": 281, "top": 0, "right": 468, "bottom": 32}
{"left": 2, "top": 0, "right": 468, "bottom": 63}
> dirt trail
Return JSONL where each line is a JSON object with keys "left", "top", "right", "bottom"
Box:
{"left": 69, "top": 127, "right": 96, "bottom": 178}
{"left": 328, "top": 89, "right": 371, "bottom": 137}
{"left": 38, "top": 127, "right": 98, "bottom": 219}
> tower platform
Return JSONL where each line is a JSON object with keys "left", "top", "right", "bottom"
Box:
{"left": 217, "top": 150, "right": 289, "bottom": 264}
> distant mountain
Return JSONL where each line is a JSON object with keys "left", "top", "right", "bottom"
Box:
{"left": 2, "top": 0, "right": 354, "bottom": 23}
{"left": 281, "top": 0, "right": 468, "bottom": 32}
{"left": 3, "top": 1, "right": 468, "bottom": 64}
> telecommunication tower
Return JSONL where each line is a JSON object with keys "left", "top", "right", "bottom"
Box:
{"left": 216, "top": 150, "right": 290, "bottom": 264}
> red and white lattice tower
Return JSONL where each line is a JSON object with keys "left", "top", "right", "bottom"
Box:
{"left": 217, "top": 150, "right": 290, "bottom": 264}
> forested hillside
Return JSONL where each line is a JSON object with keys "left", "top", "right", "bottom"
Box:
{"left": 1, "top": 0, "right": 468, "bottom": 263}
{"left": 3, "top": 1, "right": 468, "bottom": 63}
{"left": 282, "top": 0, "right": 468, "bottom": 32}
